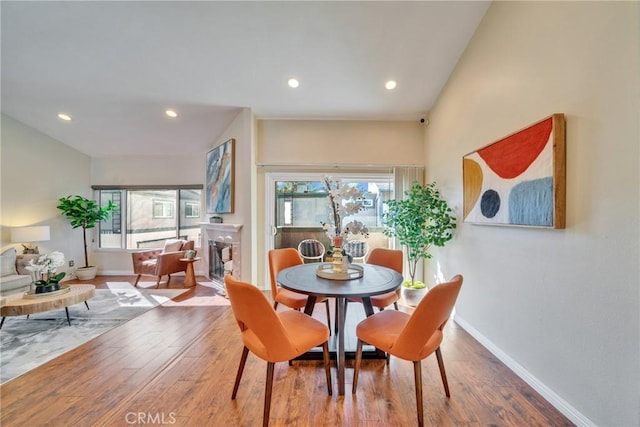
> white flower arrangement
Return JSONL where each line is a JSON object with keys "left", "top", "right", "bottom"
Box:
{"left": 321, "top": 177, "right": 369, "bottom": 241}
{"left": 25, "top": 251, "right": 65, "bottom": 275}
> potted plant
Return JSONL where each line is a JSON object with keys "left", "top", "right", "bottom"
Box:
{"left": 57, "top": 195, "right": 117, "bottom": 280}
{"left": 383, "top": 182, "right": 456, "bottom": 306}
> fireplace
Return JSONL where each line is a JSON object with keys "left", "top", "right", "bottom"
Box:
{"left": 200, "top": 223, "right": 242, "bottom": 284}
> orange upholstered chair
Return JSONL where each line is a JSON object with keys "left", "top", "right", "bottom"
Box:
{"left": 341, "top": 248, "right": 403, "bottom": 330}
{"left": 268, "top": 248, "right": 332, "bottom": 331}
{"left": 131, "top": 239, "right": 195, "bottom": 288}
{"left": 225, "top": 274, "right": 332, "bottom": 427}
{"left": 352, "top": 275, "right": 463, "bottom": 427}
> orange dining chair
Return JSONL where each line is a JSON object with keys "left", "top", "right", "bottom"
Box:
{"left": 268, "top": 248, "right": 332, "bottom": 331}
{"left": 225, "top": 274, "right": 332, "bottom": 427}
{"left": 341, "top": 248, "right": 403, "bottom": 331}
{"left": 352, "top": 274, "right": 463, "bottom": 427}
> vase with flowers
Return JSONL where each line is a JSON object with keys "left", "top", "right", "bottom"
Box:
{"left": 320, "top": 177, "right": 369, "bottom": 272}
{"left": 25, "top": 251, "right": 66, "bottom": 293}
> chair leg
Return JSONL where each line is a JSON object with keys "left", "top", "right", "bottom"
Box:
{"left": 393, "top": 301, "right": 399, "bottom": 310}
{"left": 352, "top": 339, "right": 364, "bottom": 394}
{"left": 134, "top": 274, "right": 142, "bottom": 287}
{"left": 324, "top": 299, "right": 331, "bottom": 335}
{"left": 413, "top": 360, "right": 424, "bottom": 427}
{"left": 231, "top": 346, "right": 249, "bottom": 400}
{"left": 167, "top": 274, "right": 171, "bottom": 285}
{"left": 322, "top": 341, "right": 332, "bottom": 396}
{"left": 263, "top": 362, "right": 275, "bottom": 427}
{"left": 435, "top": 346, "right": 450, "bottom": 397}
{"left": 155, "top": 276, "right": 162, "bottom": 289}
{"left": 273, "top": 301, "right": 279, "bottom": 310}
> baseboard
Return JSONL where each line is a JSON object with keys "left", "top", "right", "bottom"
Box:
{"left": 453, "top": 315, "right": 595, "bottom": 427}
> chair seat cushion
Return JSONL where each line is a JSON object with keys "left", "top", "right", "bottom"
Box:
{"left": 356, "top": 309, "right": 443, "bottom": 361}
{"left": 242, "top": 310, "right": 329, "bottom": 362}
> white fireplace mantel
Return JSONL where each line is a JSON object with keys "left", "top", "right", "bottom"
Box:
{"left": 200, "top": 223, "right": 243, "bottom": 282}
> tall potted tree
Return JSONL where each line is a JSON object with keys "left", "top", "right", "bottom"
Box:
{"left": 57, "top": 195, "right": 117, "bottom": 280}
{"left": 383, "top": 182, "right": 456, "bottom": 306}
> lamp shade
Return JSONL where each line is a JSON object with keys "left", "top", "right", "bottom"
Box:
{"left": 10, "top": 226, "right": 50, "bottom": 243}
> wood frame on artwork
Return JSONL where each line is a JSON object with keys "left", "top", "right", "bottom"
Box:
{"left": 206, "top": 139, "right": 235, "bottom": 214}
{"left": 462, "top": 114, "right": 566, "bottom": 228}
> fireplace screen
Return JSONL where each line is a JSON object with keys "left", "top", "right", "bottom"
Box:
{"left": 209, "top": 240, "right": 232, "bottom": 281}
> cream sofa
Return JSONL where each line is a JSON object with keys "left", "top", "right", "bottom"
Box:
{"left": 0, "top": 248, "right": 36, "bottom": 296}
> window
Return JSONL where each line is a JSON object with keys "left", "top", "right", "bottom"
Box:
{"left": 185, "top": 202, "right": 200, "bottom": 218}
{"left": 153, "top": 200, "right": 174, "bottom": 218}
{"left": 93, "top": 186, "right": 203, "bottom": 250}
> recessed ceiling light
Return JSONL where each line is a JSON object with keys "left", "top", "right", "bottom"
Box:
{"left": 57, "top": 113, "right": 72, "bottom": 121}
{"left": 288, "top": 78, "right": 300, "bottom": 88}
{"left": 385, "top": 80, "right": 397, "bottom": 90}
{"left": 165, "top": 109, "right": 178, "bottom": 118}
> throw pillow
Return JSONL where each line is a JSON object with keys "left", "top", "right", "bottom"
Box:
{"left": 0, "top": 248, "right": 18, "bottom": 276}
{"left": 162, "top": 239, "right": 184, "bottom": 253}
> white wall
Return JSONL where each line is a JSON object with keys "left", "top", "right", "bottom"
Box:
{"left": 1, "top": 114, "right": 92, "bottom": 276}
{"left": 207, "top": 108, "right": 254, "bottom": 284}
{"left": 425, "top": 2, "right": 639, "bottom": 426}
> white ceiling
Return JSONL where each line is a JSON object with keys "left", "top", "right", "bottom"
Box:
{"left": 1, "top": 1, "right": 490, "bottom": 158}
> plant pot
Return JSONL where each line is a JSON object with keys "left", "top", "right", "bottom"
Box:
{"left": 76, "top": 266, "right": 97, "bottom": 280}
{"left": 401, "top": 286, "right": 428, "bottom": 307}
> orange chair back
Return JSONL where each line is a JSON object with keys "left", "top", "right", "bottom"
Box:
{"left": 268, "top": 248, "right": 304, "bottom": 299}
{"left": 367, "top": 248, "right": 403, "bottom": 274}
{"left": 225, "top": 274, "right": 299, "bottom": 361}
{"left": 393, "top": 275, "right": 463, "bottom": 360}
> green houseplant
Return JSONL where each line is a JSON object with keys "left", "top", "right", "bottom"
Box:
{"left": 57, "top": 195, "right": 117, "bottom": 280}
{"left": 383, "top": 182, "right": 456, "bottom": 303}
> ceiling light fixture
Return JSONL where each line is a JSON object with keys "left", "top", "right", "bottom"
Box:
{"left": 165, "top": 109, "right": 178, "bottom": 118}
{"left": 57, "top": 113, "right": 72, "bottom": 121}
{"left": 287, "top": 78, "right": 299, "bottom": 88}
{"left": 385, "top": 80, "right": 397, "bottom": 90}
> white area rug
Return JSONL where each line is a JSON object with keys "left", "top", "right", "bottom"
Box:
{"left": 0, "top": 283, "right": 187, "bottom": 384}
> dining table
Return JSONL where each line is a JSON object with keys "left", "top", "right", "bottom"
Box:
{"left": 276, "top": 262, "right": 403, "bottom": 395}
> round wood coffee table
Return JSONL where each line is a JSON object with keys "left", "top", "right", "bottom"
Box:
{"left": 0, "top": 284, "right": 96, "bottom": 328}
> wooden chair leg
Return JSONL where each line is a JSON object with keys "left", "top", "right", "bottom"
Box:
{"left": 263, "top": 362, "right": 275, "bottom": 427}
{"left": 155, "top": 276, "right": 162, "bottom": 288}
{"left": 352, "top": 339, "right": 364, "bottom": 393}
{"left": 413, "top": 360, "right": 424, "bottom": 427}
{"left": 231, "top": 346, "right": 249, "bottom": 400}
{"left": 167, "top": 274, "right": 171, "bottom": 285}
{"left": 393, "top": 301, "right": 399, "bottom": 310}
{"left": 134, "top": 274, "right": 142, "bottom": 287}
{"left": 322, "top": 341, "right": 332, "bottom": 396}
{"left": 435, "top": 346, "right": 450, "bottom": 397}
{"left": 324, "top": 299, "right": 331, "bottom": 335}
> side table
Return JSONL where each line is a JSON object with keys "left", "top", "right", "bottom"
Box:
{"left": 180, "top": 257, "right": 201, "bottom": 287}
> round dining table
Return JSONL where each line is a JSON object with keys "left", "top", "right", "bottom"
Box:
{"left": 277, "top": 262, "right": 403, "bottom": 395}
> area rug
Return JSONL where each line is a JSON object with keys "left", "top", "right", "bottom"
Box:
{"left": 0, "top": 284, "right": 187, "bottom": 384}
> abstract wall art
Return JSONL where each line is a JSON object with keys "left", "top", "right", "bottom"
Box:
{"left": 463, "top": 114, "right": 565, "bottom": 228}
{"left": 206, "top": 139, "right": 235, "bottom": 214}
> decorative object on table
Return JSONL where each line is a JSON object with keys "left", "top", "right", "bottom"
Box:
{"left": 321, "top": 177, "right": 369, "bottom": 273}
{"left": 10, "top": 225, "right": 50, "bottom": 254}
{"left": 463, "top": 113, "right": 565, "bottom": 228}
{"left": 209, "top": 215, "right": 223, "bottom": 223}
{"left": 185, "top": 249, "right": 196, "bottom": 260}
{"left": 383, "top": 182, "right": 456, "bottom": 303}
{"left": 316, "top": 263, "right": 364, "bottom": 281}
{"left": 206, "top": 138, "right": 235, "bottom": 214}
{"left": 24, "top": 251, "right": 66, "bottom": 294}
{"left": 57, "top": 195, "right": 118, "bottom": 280}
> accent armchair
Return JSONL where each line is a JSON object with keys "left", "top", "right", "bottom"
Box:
{"left": 131, "top": 239, "right": 195, "bottom": 288}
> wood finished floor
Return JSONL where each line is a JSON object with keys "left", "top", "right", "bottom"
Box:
{"left": 0, "top": 275, "right": 574, "bottom": 427}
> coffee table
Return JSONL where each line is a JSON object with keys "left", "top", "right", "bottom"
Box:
{"left": 0, "top": 284, "right": 96, "bottom": 328}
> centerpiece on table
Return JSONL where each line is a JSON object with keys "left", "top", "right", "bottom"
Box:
{"left": 320, "top": 177, "right": 369, "bottom": 273}
{"left": 25, "top": 251, "right": 67, "bottom": 294}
